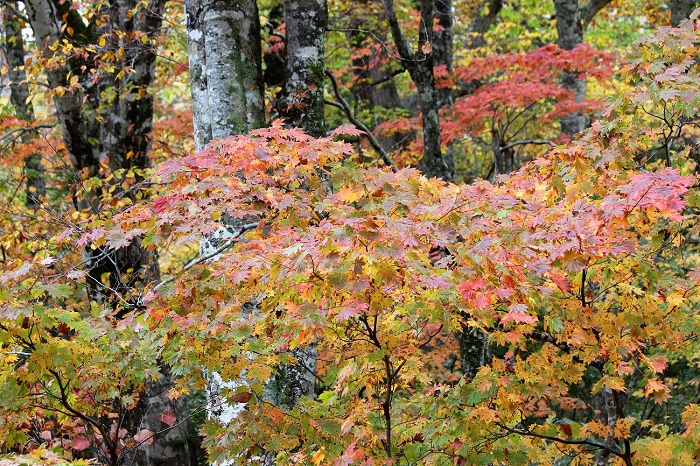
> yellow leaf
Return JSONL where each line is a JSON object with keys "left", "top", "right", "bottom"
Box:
{"left": 311, "top": 450, "right": 325, "bottom": 465}
{"left": 614, "top": 417, "right": 634, "bottom": 440}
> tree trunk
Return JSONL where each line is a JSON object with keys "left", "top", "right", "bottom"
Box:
{"left": 382, "top": 0, "right": 453, "bottom": 181}
{"left": 467, "top": 0, "right": 503, "bottom": 49}
{"left": 2, "top": 2, "right": 45, "bottom": 208}
{"left": 185, "top": 0, "right": 265, "bottom": 152}
{"left": 433, "top": 0, "right": 453, "bottom": 73}
{"left": 671, "top": 0, "right": 698, "bottom": 26}
{"left": 23, "top": 1, "right": 191, "bottom": 464}
{"left": 280, "top": 0, "right": 327, "bottom": 137}
{"left": 185, "top": 2, "right": 268, "bottom": 461}
{"left": 553, "top": 0, "right": 587, "bottom": 137}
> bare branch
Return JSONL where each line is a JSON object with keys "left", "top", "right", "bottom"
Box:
{"left": 324, "top": 69, "right": 398, "bottom": 172}
{"left": 0, "top": 0, "right": 29, "bottom": 22}
{"left": 151, "top": 222, "right": 259, "bottom": 294}
{"left": 500, "top": 139, "right": 557, "bottom": 151}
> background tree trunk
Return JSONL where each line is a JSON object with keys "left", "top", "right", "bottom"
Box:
{"left": 671, "top": 0, "right": 698, "bottom": 26}
{"left": 185, "top": 0, "right": 265, "bottom": 152}
{"left": 2, "top": 2, "right": 45, "bottom": 208}
{"left": 382, "top": 0, "right": 453, "bottom": 181}
{"left": 553, "top": 0, "right": 587, "bottom": 137}
{"left": 280, "top": 0, "right": 327, "bottom": 137}
{"left": 22, "top": 1, "right": 191, "bottom": 464}
{"left": 553, "top": 0, "right": 612, "bottom": 137}
{"left": 185, "top": 2, "right": 268, "bottom": 462}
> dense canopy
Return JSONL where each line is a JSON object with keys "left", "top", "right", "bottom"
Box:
{"left": 1, "top": 1, "right": 700, "bottom": 465}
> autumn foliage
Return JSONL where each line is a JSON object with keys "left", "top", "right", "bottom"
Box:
{"left": 2, "top": 3, "right": 700, "bottom": 466}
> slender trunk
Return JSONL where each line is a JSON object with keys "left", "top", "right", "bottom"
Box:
{"left": 433, "top": 0, "right": 453, "bottom": 73}
{"left": 347, "top": 25, "right": 403, "bottom": 153}
{"left": 185, "top": 2, "right": 267, "bottom": 462}
{"left": 2, "top": 2, "right": 45, "bottom": 207}
{"left": 467, "top": 0, "right": 503, "bottom": 49}
{"left": 553, "top": 0, "right": 586, "bottom": 137}
{"left": 382, "top": 0, "right": 453, "bottom": 181}
{"left": 265, "top": 0, "right": 328, "bottom": 410}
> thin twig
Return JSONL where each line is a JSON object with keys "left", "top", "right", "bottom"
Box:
{"left": 500, "top": 139, "right": 556, "bottom": 152}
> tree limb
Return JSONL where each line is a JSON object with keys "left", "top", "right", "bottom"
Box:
{"left": 0, "top": 0, "right": 29, "bottom": 22}
{"left": 324, "top": 69, "right": 398, "bottom": 172}
{"left": 151, "top": 222, "right": 259, "bottom": 294}
{"left": 580, "top": 0, "right": 613, "bottom": 29}
{"left": 500, "top": 139, "right": 557, "bottom": 151}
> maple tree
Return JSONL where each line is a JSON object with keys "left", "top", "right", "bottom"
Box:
{"left": 2, "top": 1, "right": 700, "bottom": 465}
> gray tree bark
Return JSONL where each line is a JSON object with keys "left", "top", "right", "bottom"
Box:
{"left": 346, "top": 19, "right": 404, "bottom": 154}
{"left": 467, "top": 0, "right": 503, "bottom": 49}
{"left": 2, "top": 1, "right": 45, "bottom": 208}
{"left": 280, "top": 0, "right": 327, "bottom": 137}
{"left": 553, "top": 0, "right": 587, "bottom": 137}
{"left": 553, "top": 0, "right": 612, "bottom": 137}
{"left": 185, "top": 0, "right": 265, "bottom": 152}
{"left": 671, "top": 0, "right": 698, "bottom": 26}
{"left": 433, "top": 0, "right": 453, "bottom": 72}
{"left": 22, "top": 1, "right": 191, "bottom": 464}
{"left": 382, "top": 0, "right": 453, "bottom": 181}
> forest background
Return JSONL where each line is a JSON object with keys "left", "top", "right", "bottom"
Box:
{"left": 1, "top": 0, "right": 700, "bottom": 465}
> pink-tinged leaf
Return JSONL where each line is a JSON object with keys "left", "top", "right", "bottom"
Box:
{"left": 254, "top": 146, "right": 270, "bottom": 161}
{"left": 337, "top": 301, "right": 369, "bottom": 321}
{"left": 153, "top": 197, "right": 168, "bottom": 213}
{"left": 73, "top": 436, "right": 91, "bottom": 451}
{"left": 549, "top": 272, "right": 572, "bottom": 293}
{"left": 76, "top": 233, "right": 91, "bottom": 247}
{"left": 67, "top": 269, "right": 86, "bottom": 280}
{"left": 134, "top": 429, "right": 154, "bottom": 445}
{"left": 473, "top": 292, "right": 492, "bottom": 309}
{"left": 106, "top": 229, "right": 130, "bottom": 250}
{"left": 142, "top": 291, "right": 156, "bottom": 305}
{"left": 0, "top": 262, "right": 32, "bottom": 284}
{"left": 688, "top": 268, "right": 700, "bottom": 282}
{"left": 39, "top": 256, "right": 57, "bottom": 266}
{"left": 56, "top": 228, "right": 73, "bottom": 242}
{"left": 646, "top": 355, "right": 668, "bottom": 374}
{"left": 331, "top": 124, "right": 365, "bottom": 138}
{"left": 159, "top": 411, "right": 177, "bottom": 427}
{"left": 501, "top": 303, "right": 537, "bottom": 324}
{"left": 39, "top": 430, "right": 52, "bottom": 441}
{"left": 458, "top": 278, "right": 485, "bottom": 297}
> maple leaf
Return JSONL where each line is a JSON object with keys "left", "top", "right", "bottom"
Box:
{"left": 549, "top": 272, "right": 572, "bottom": 293}
{"left": 72, "top": 436, "right": 91, "bottom": 451}
{"left": 159, "top": 411, "right": 177, "bottom": 427}
{"left": 501, "top": 303, "right": 537, "bottom": 324}
{"left": 134, "top": 429, "right": 154, "bottom": 445}
{"left": 337, "top": 300, "right": 369, "bottom": 321}
{"left": 331, "top": 124, "right": 365, "bottom": 138}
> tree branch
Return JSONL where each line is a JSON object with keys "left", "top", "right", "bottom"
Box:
{"left": 381, "top": 0, "right": 416, "bottom": 66}
{"left": 151, "top": 222, "right": 259, "bottom": 294}
{"left": 324, "top": 69, "right": 398, "bottom": 172}
{"left": 580, "top": 0, "right": 613, "bottom": 29}
{"left": 467, "top": 0, "right": 504, "bottom": 49}
{"left": 500, "top": 139, "right": 557, "bottom": 151}
{"left": 495, "top": 422, "right": 627, "bottom": 461}
{"left": 0, "top": 0, "right": 29, "bottom": 22}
